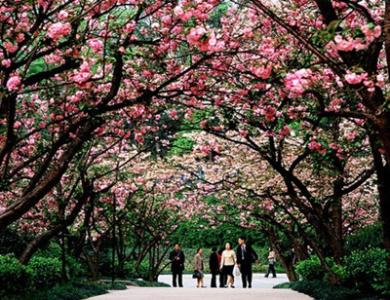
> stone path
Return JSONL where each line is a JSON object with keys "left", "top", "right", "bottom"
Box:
{"left": 85, "top": 274, "right": 313, "bottom": 300}
{"left": 86, "top": 287, "right": 312, "bottom": 300}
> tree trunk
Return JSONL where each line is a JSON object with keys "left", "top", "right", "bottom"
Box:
{"left": 385, "top": 1, "right": 390, "bottom": 80}
{"left": 0, "top": 120, "right": 99, "bottom": 231}
{"left": 268, "top": 231, "right": 299, "bottom": 281}
{"left": 19, "top": 225, "right": 64, "bottom": 264}
{"left": 19, "top": 182, "right": 92, "bottom": 264}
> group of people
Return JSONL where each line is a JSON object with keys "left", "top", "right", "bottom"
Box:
{"left": 169, "top": 236, "right": 277, "bottom": 288}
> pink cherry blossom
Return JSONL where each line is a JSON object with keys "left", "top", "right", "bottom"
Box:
{"left": 345, "top": 72, "right": 368, "bottom": 85}
{"left": 47, "top": 22, "right": 72, "bottom": 41}
{"left": 6, "top": 75, "right": 22, "bottom": 91}
{"left": 87, "top": 38, "right": 104, "bottom": 54}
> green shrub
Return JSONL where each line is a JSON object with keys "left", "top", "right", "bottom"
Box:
{"left": 345, "top": 224, "right": 383, "bottom": 253}
{"left": 134, "top": 279, "right": 170, "bottom": 287}
{"left": 66, "top": 256, "right": 84, "bottom": 278}
{"left": 344, "top": 248, "right": 389, "bottom": 295}
{"left": 124, "top": 260, "right": 149, "bottom": 279}
{"left": 0, "top": 255, "right": 29, "bottom": 296}
{"left": 296, "top": 256, "right": 326, "bottom": 280}
{"left": 28, "top": 256, "right": 62, "bottom": 289}
{"left": 290, "top": 280, "right": 360, "bottom": 300}
{"left": 21, "top": 281, "right": 108, "bottom": 300}
{"left": 273, "top": 282, "right": 291, "bottom": 289}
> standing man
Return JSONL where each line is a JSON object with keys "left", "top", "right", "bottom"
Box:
{"left": 209, "top": 247, "right": 219, "bottom": 288}
{"left": 236, "top": 236, "right": 258, "bottom": 288}
{"left": 169, "top": 243, "right": 185, "bottom": 287}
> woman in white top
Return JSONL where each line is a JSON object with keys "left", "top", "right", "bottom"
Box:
{"left": 220, "top": 242, "right": 237, "bottom": 288}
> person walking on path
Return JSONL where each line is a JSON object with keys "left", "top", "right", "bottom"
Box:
{"left": 209, "top": 247, "right": 219, "bottom": 288}
{"left": 194, "top": 248, "right": 205, "bottom": 288}
{"left": 169, "top": 243, "right": 185, "bottom": 287}
{"left": 220, "top": 242, "right": 237, "bottom": 288}
{"left": 236, "top": 236, "right": 258, "bottom": 288}
{"left": 265, "top": 248, "right": 277, "bottom": 278}
{"left": 218, "top": 248, "right": 226, "bottom": 288}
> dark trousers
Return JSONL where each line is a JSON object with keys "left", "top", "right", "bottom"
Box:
{"left": 241, "top": 263, "right": 253, "bottom": 288}
{"left": 172, "top": 270, "right": 183, "bottom": 287}
{"left": 211, "top": 271, "right": 218, "bottom": 287}
{"left": 265, "top": 263, "right": 276, "bottom": 278}
{"left": 219, "top": 271, "right": 226, "bottom": 287}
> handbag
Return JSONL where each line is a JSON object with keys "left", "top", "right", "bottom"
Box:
{"left": 233, "top": 265, "right": 241, "bottom": 277}
{"left": 192, "top": 270, "right": 201, "bottom": 279}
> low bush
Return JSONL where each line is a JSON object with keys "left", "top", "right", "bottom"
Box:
{"left": 290, "top": 280, "right": 360, "bottom": 300}
{"left": 345, "top": 224, "right": 383, "bottom": 253}
{"left": 0, "top": 255, "right": 29, "bottom": 296}
{"left": 344, "top": 248, "right": 389, "bottom": 295}
{"left": 273, "top": 282, "right": 291, "bottom": 289}
{"left": 134, "top": 279, "right": 170, "bottom": 287}
{"left": 123, "top": 260, "right": 150, "bottom": 279}
{"left": 295, "top": 256, "right": 325, "bottom": 280}
{"left": 28, "top": 256, "right": 62, "bottom": 289}
{"left": 4, "top": 281, "right": 109, "bottom": 300}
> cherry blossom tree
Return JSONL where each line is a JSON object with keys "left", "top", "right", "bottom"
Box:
{"left": 0, "top": 0, "right": 229, "bottom": 230}
{"left": 241, "top": 0, "right": 390, "bottom": 254}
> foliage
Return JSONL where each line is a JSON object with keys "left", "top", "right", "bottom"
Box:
{"left": 344, "top": 248, "right": 390, "bottom": 295}
{"left": 36, "top": 242, "right": 84, "bottom": 278}
{"left": 2, "top": 281, "right": 108, "bottom": 300}
{"left": 345, "top": 224, "right": 384, "bottom": 253}
{"left": 295, "top": 256, "right": 325, "bottom": 281}
{"left": 0, "top": 229, "right": 31, "bottom": 257}
{"left": 168, "top": 136, "right": 195, "bottom": 156}
{"left": 99, "top": 281, "right": 128, "bottom": 290}
{"left": 27, "top": 256, "right": 63, "bottom": 289}
{"left": 133, "top": 279, "right": 170, "bottom": 287}
{"left": 273, "top": 282, "right": 291, "bottom": 289}
{"left": 0, "top": 255, "right": 29, "bottom": 296}
{"left": 123, "top": 260, "right": 149, "bottom": 279}
{"left": 170, "top": 220, "right": 265, "bottom": 248}
{"left": 290, "top": 280, "right": 361, "bottom": 300}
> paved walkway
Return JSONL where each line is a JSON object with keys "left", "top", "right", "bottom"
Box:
{"left": 86, "top": 287, "right": 312, "bottom": 300}
{"left": 85, "top": 274, "right": 312, "bottom": 300}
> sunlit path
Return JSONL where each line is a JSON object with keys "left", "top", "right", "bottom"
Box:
{"left": 84, "top": 274, "right": 313, "bottom": 300}
{"left": 85, "top": 287, "right": 313, "bottom": 300}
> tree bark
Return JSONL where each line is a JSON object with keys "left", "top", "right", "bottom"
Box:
{"left": 385, "top": 1, "right": 390, "bottom": 80}
{"left": 19, "top": 182, "right": 93, "bottom": 264}
{"left": 0, "top": 120, "right": 99, "bottom": 231}
{"left": 268, "top": 232, "right": 298, "bottom": 281}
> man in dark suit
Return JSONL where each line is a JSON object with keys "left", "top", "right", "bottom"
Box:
{"left": 169, "top": 243, "right": 185, "bottom": 287}
{"left": 209, "top": 247, "right": 219, "bottom": 287}
{"left": 236, "top": 236, "right": 258, "bottom": 288}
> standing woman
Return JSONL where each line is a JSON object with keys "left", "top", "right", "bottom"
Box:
{"left": 265, "top": 248, "right": 277, "bottom": 278}
{"left": 194, "top": 248, "right": 205, "bottom": 288}
{"left": 220, "top": 243, "right": 237, "bottom": 288}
